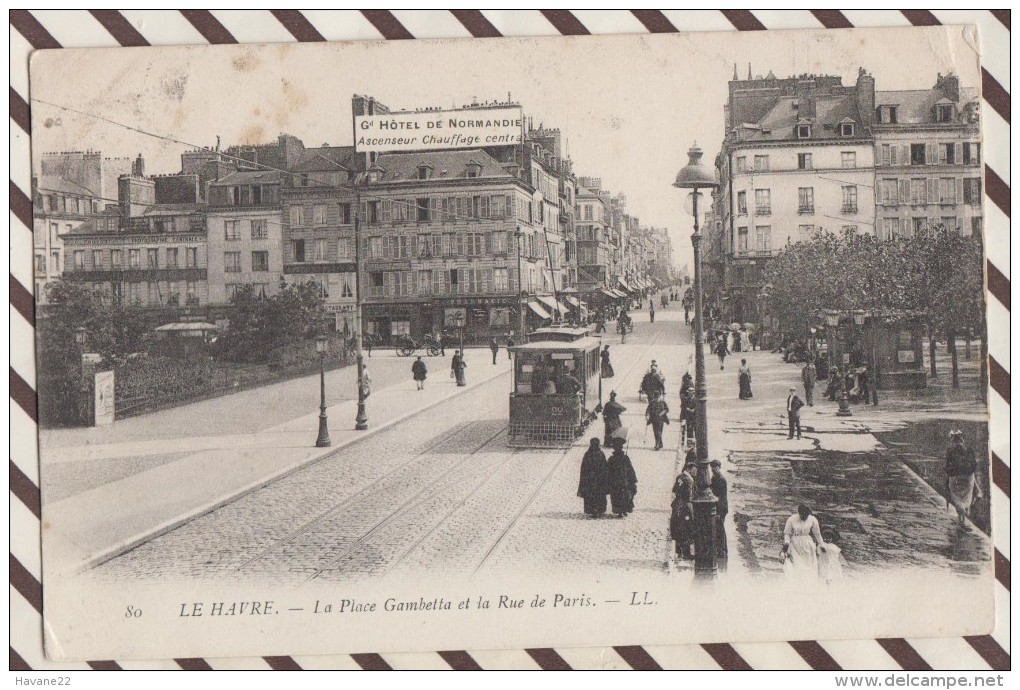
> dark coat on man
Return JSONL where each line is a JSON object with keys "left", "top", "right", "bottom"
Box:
{"left": 411, "top": 359, "right": 428, "bottom": 381}
{"left": 640, "top": 371, "right": 666, "bottom": 399}
{"left": 578, "top": 442, "right": 609, "bottom": 517}
{"left": 607, "top": 448, "right": 638, "bottom": 516}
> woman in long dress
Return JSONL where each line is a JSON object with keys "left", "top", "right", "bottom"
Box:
{"left": 607, "top": 438, "right": 637, "bottom": 518}
{"left": 602, "top": 391, "right": 626, "bottom": 447}
{"left": 577, "top": 438, "right": 608, "bottom": 518}
{"left": 945, "top": 429, "right": 981, "bottom": 524}
{"left": 782, "top": 504, "right": 825, "bottom": 580}
{"left": 670, "top": 460, "right": 695, "bottom": 560}
{"left": 452, "top": 350, "right": 467, "bottom": 387}
{"left": 738, "top": 359, "right": 753, "bottom": 399}
{"left": 600, "top": 345, "right": 615, "bottom": 378}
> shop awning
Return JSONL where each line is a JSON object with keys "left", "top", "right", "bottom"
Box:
{"left": 536, "top": 295, "right": 559, "bottom": 312}
{"left": 601, "top": 288, "right": 619, "bottom": 299}
{"left": 614, "top": 289, "right": 629, "bottom": 298}
{"left": 618, "top": 278, "right": 634, "bottom": 292}
{"left": 527, "top": 302, "right": 552, "bottom": 320}
{"left": 565, "top": 296, "right": 581, "bottom": 307}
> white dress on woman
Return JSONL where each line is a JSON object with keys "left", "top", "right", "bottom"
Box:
{"left": 783, "top": 514, "right": 823, "bottom": 580}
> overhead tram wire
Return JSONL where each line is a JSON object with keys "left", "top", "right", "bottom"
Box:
{"left": 33, "top": 97, "right": 547, "bottom": 227}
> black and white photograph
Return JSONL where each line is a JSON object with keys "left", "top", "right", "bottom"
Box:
{"left": 24, "top": 21, "right": 997, "bottom": 661}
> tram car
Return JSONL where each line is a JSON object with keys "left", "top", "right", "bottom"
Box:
{"left": 507, "top": 325, "right": 602, "bottom": 447}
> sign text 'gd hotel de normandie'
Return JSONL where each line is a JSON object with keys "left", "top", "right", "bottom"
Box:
{"left": 354, "top": 107, "right": 524, "bottom": 153}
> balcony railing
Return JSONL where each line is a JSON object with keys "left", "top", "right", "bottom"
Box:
{"left": 755, "top": 206, "right": 771, "bottom": 216}
{"left": 797, "top": 205, "right": 815, "bottom": 214}
{"left": 733, "top": 249, "right": 778, "bottom": 258}
{"left": 841, "top": 204, "right": 858, "bottom": 214}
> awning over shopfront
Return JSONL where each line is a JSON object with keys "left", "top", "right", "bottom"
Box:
{"left": 618, "top": 278, "right": 634, "bottom": 292}
{"left": 536, "top": 294, "right": 561, "bottom": 313}
{"left": 611, "top": 289, "right": 629, "bottom": 299}
{"left": 565, "top": 296, "right": 581, "bottom": 307}
{"left": 527, "top": 302, "right": 552, "bottom": 320}
{"left": 601, "top": 288, "right": 619, "bottom": 299}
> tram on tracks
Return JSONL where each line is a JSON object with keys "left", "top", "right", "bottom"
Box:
{"left": 507, "top": 325, "right": 602, "bottom": 448}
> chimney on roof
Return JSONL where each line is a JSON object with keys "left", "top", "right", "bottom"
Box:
{"left": 747, "top": 63, "right": 752, "bottom": 80}
{"left": 938, "top": 73, "right": 960, "bottom": 102}
{"left": 733, "top": 63, "right": 738, "bottom": 80}
{"left": 131, "top": 153, "right": 145, "bottom": 178}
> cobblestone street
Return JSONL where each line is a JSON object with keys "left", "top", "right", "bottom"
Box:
{"left": 83, "top": 303, "right": 989, "bottom": 586}
{"left": 92, "top": 306, "right": 693, "bottom": 584}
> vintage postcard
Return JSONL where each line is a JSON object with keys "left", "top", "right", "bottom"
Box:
{"left": 30, "top": 24, "right": 994, "bottom": 660}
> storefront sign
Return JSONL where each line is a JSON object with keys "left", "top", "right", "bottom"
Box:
{"left": 355, "top": 106, "right": 523, "bottom": 153}
{"left": 94, "top": 370, "right": 115, "bottom": 426}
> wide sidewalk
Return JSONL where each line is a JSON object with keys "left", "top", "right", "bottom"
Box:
{"left": 41, "top": 347, "right": 511, "bottom": 576}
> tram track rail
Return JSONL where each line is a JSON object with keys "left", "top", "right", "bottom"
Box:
{"left": 377, "top": 318, "right": 673, "bottom": 578}
{"left": 237, "top": 394, "right": 509, "bottom": 572}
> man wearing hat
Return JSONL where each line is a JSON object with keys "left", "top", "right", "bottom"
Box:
{"left": 786, "top": 387, "right": 804, "bottom": 440}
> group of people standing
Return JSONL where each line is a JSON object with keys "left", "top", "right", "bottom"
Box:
{"left": 577, "top": 437, "right": 638, "bottom": 519}
{"left": 669, "top": 452, "right": 728, "bottom": 562}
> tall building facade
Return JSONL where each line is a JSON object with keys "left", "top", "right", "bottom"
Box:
{"left": 873, "top": 73, "right": 982, "bottom": 239}
{"left": 715, "top": 68, "right": 878, "bottom": 322}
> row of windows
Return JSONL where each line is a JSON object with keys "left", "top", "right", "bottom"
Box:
{"left": 878, "top": 177, "right": 982, "bottom": 206}
{"left": 288, "top": 203, "right": 353, "bottom": 227}
{"left": 736, "top": 186, "right": 859, "bottom": 216}
{"left": 72, "top": 246, "right": 201, "bottom": 271}
{"left": 223, "top": 218, "right": 270, "bottom": 240}
{"left": 735, "top": 151, "right": 858, "bottom": 174}
{"left": 41, "top": 194, "right": 99, "bottom": 216}
{"left": 367, "top": 268, "right": 513, "bottom": 298}
{"left": 289, "top": 238, "right": 355, "bottom": 263}
{"left": 879, "top": 142, "right": 981, "bottom": 167}
{"left": 87, "top": 280, "right": 204, "bottom": 307}
{"left": 223, "top": 251, "right": 270, "bottom": 273}
{"left": 289, "top": 195, "right": 523, "bottom": 227}
{"left": 878, "top": 216, "right": 983, "bottom": 240}
{"left": 877, "top": 104, "right": 964, "bottom": 126}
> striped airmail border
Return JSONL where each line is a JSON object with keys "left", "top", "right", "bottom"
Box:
{"left": 8, "top": 9, "right": 1010, "bottom": 671}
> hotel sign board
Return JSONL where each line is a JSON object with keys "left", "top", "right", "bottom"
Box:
{"left": 355, "top": 106, "right": 523, "bottom": 153}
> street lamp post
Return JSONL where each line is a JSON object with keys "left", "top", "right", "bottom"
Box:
{"left": 825, "top": 311, "right": 853, "bottom": 417}
{"left": 74, "top": 326, "right": 88, "bottom": 424}
{"left": 674, "top": 143, "right": 720, "bottom": 574}
{"left": 315, "top": 335, "right": 331, "bottom": 447}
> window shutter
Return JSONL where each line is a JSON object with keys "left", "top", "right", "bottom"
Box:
{"left": 927, "top": 178, "right": 938, "bottom": 204}
{"left": 505, "top": 194, "right": 513, "bottom": 219}
{"left": 429, "top": 197, "right": 439, "bottom": 221}
{"left": 456, "top": 234, "right": 464, "bottom": 257}
{"left": 953, "top": 143, "right": 962, "bottom": 166}
{"left": 480, "top": 196, "right": 489, "bottom": 219}
{"left": 957, "top": 178, "right": 964, "bottom": 205}
{"left": 359, "top": 202, "right": 368, "bottom": 225}
{"left": 899, "top": 180, "right": 910, "bottom": 204}
{"left": 926, "top": 143, "right": 936, "bottom": 165}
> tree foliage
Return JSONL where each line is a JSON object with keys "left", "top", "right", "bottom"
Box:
{"left": 762, "top": 227, "right": 985, "bottom": 339}
{"left": 217, "top": 278, "right": 327, "bottom": 363}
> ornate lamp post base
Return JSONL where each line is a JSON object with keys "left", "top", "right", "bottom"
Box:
{"left": 315, "top": 413, "right": 332, "bottom": 447}
{"left": 836, "top": 389, "right": 854, "bottom": 416}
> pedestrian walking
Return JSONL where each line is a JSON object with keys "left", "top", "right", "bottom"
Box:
{"left": 786, "top": 387, "right": 804, "bottom": 439}
{"left": 817, "top": 526, "right": 844, "bottom": 584}
{"left": 451, "top": 350, "right": 467, "bottom": 386}
{"left": 506, "top": 336, "right": 515, "bottom": 360}
{"left": 437, "top": 332, "right": 445, "bottom": 357}
{"left": 649, "top": 303, "right": 656, "bottom": 323}
{"left": 825, "top": 366, "right": 840, "bottom": 401}
{"left": 802, "top": 360, "right": 816, "bottom": 406}
{"left": 602, "top": 391, "right": 626, "bottom": 447}
{"left": 645, "top": 390, "right": 670, "bottom": 451}
{"left": 710, "top": 460, "right": 728, "bottom": 559}
{"left": 679, "top": 390, "right": 696, "bottom": 445}
{"left": 489, "top": 338, "right": 499, "bottom": 365}
{"left": 364, "top": 332, "right": 374, "bottom": 357}
{"left": 716, "top": 334, "right": 729, "bottom": 370}
{"left": 411, "top": 356, "right": 427, "bottom": 390}
{"left": 577, "top": 438, "right": 608, "bottom": 518}
{"left": 600, "top": 345, "right": 615, "bottom": 378}
{"left": 680, "top": 371, "right": 693, "bottom": 399}
{"left": 782, "top": 504, "right": 826, "bottom": 581}
{"left": 670, "top": 460, "right": 695, "bottom": 560}
{"left": 945, "top": 429, "right": 981, "bottom": 524}
{"left": 607, "top": 438, "right": 637, "bottom": 518}
{"left": 733, "top": 330, "right": 742, "bottom": 352}
{"left": 639, "top": 364, "right": 665, "bottom": 402}
{"left": 738, "top": 358, "right": 753, "bottom": 399}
